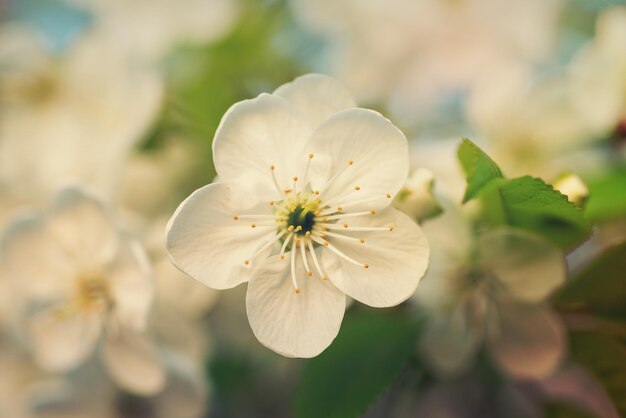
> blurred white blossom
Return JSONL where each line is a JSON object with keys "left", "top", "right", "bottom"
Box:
{"left": 417, "top": 202, "right": 566, "bottom": 379}
{"left": 569, "top": 6, "right": 626, "bottom": 141}
{"left": 72, "top": 0, "right": 239, "bottom": 61}
{"left": 166, "top": 74, "right": 430, "bottom": 357}
{"left": 291, "top": 0, "right": 563, "bottom": 126}
{"left": 0, "top": 186, "right": 165, "bottom": 395}
{"left": 0, "top": 26, "right": 162, "bottom": 200}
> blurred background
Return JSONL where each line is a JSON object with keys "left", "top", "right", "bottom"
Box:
{"left": 0, "top": 0, "right": 625, "bottom": 417}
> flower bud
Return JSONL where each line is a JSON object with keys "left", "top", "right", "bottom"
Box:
{"left": 393, "top": 168, "right": 443, "bottom": 222}
{"left": 553, "top": 173, "right": 589, "bottom": 206}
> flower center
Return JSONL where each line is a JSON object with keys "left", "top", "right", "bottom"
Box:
{"left": 232, "top": 155, "right": 397, "bottom": 294}
{"left": 285, "top": 203, "right": 317, "bottom": 235}
{"left": 55, "top": 272, "right": 112, "bottom": 318}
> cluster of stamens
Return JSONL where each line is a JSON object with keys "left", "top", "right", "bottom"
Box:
{"left": 233, "top": 154, "right": 395, "bottom": 294}
{"left": 55, "top": 273, "right": 112, "bottom": 319}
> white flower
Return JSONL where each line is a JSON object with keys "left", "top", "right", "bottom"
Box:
{"left": 569, "top": 6, "right": 626, "bottom": 139}
{"left": 0, "top": 186, "right": 165, "bottom": 395}
{"left": 0, "top": 25, "right": 162, "bottom": 199}
{"left": 72, "top": 0, "right": 239, "bottom": 61}
{"left": 25, "top": 349, "right": 208, "bottom": 418}
{"left": 416, "top": 200, "right": 566, "bottom": 379}
{"left": 166, "top": 74, "right": 430, "bottom": 357}
{"left": 393, "top": 168, "right": 442, "bottom": 222}
{"left": 290, "top": 0, "right": 563, "bottom": 126}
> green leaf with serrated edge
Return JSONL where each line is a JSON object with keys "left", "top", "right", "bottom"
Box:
{"left": 585, "top": 168, "right": 626, "bottom": 223}
{"left": 557, "top": 242, "right": 626, "bottom": 320}
{"left": 569, "top": 332, "right": 626, "bottom": 417}
{"left": 480, "top": 176, "right": 591, "bottom": 249}
{"left": 457, "top": 138, "right": 504, "bottom": 202}
{"left": 293, "top": 310, "right": 421, "bottom": 418}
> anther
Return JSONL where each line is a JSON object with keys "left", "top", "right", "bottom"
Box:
{"left": 337, "top": 206, "right": 343, "bottom": 212}
{"left": 370, "top": 209, "right": 376, "bottom": 215}
{"left": 288, "top": 225, "right": 295, "bottom": 231}
{"left": 322, "top": 276, "right": 329, "bottom": 281}
{"left": 359, "top": 239, "right": 365, "bottom": 244}
{"left": 280, "top": 255, "right": 285, "bottom": 260}
{"left": 321, "top": 233, "right": 327, "bottom": 238}
{"left": 305, "top": 231, "right": 311, "bottom": 237}
{"left": 293, "top": 176, "right": 298, "bottom": 182}
{"left": 270, "top": 165, "right": 275, "bottom": 171}
{"left": 251, "top": 223, "right": 256, "bottom": 228}
{"left": 295, "top": 288, "right": 301, "bottom": 294}
{"left": 386, "top": 193, "right": 391, "bottom": 198}
{"left": 321, "top": 226, "right": 327, "bottom": 231}
{"left": 233, "top": 215, "right": 239, "bottom": 220}
{"left": 244, "top": 260, "right": 250, "bottom": 266}
{"left": 308, "top": 153, "right": 314, "bottom": 159}
{"left": 269, "top": 200, "right": 275, "bottom": 206}
{"left": 364, "top": 264, "right": 369, "bottom": 269}
{"left": 348, "top": 160, "right": 354, "bottom": 165}
{"left": 314, "top": 190, "right": 320, "bottom": 195}
{"left": 295, "top": 237, "right": 301, "bottom": 244}
{"left": 389, "top": 226, "right": 394, "bottom": 231}
{"left": 306, "top": 271, "right": 313, "bottom": 277}
{"left": 354, "top": 185, "right": 361, "bottom": 190}
{"left": 295, "top": 226, "right": 302, "bottom": 232}
{"left": 322, "top": 241, "right": 329, "bottom": 247}
{"left": 343, "top": 223, "right": 349, "bottom": 228}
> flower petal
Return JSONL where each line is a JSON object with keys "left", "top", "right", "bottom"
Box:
{"left": 479, "top": 228, "right": 566, "bottom": 303}
{"left": 419, "top": 304, "right": 482, "bottom": 377}
{"left": 0, "top": 211, "right": 75, "bottom": 300}
{"left": 246, "top": 255, "right": 346, "bottom": 358}
{"left": 322, "top": 208, "right": 429, "bottom": 307}
{"left": 107, "top": 239, "right": 154, "bottom": 331}
{"left": 166, "top": 182, "right": 276, "bottom": 290}
{"left": 306, "top": 108, "right": 409, "bottom": 211}
{"left": 487, "top": 302, "right": 566, "bottom": 379}
{"left": 47, "top": 186, "right": 119, "bottom": 268}
{"left": 212, "top": 93, "right": 313, "bottom": 200}
{"left": 28, "top": 309, "right": 102, "bottom": 372}
{"left": 151, "top": 352, "right": 208, "bottom": 418}
{"left": 273, "top": 73, "right": 356, "bottom": 129}
{"left": 102, "top": 327, "right": 165, "bottom": 396}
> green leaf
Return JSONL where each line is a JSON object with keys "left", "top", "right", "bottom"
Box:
{"left": 557, "top": 242, "right": 626, "bottom": 320}
{"left": 457, "top": 138, "right": 504, "bottom": 202}
{"left": 293, "top": 310, "right": 421, "bottom": 418}
{"left": 569, "top": 332, "right": 626, "bottom": 417}
{"left": 480, "top": 176, "right": 592, "bottom": 249}
{"left": 585, "top": 168, "right": 626, "bottom": 223}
